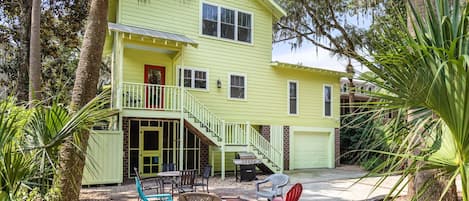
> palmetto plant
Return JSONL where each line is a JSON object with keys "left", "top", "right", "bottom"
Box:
{"left": 0, "top": 91, "right": 115, "bottom": 200}
{"left": 350, "top": 0, "right": 469, "bottom": 200}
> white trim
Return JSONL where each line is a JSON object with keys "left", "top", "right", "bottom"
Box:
{"left": 176, "top": 66, "right": 210, "bottom": 92}
{"left": 287, "top": 80, "right": 299, "bottom": 116}
{"left": 200, "top": 1, "right": 254, "bottom": 45}
{"left": 323, "top": 84, "right": 333, "bottom": 118}
{"left": 228, "top": 72, "right": 247, "bottom": 101}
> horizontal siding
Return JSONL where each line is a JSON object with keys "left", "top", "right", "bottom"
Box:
{"left": 212, "top": 150, "right": 236, "bottom": 172}
{"left": 117, "top": 0, "right": 340, "bottom": 128}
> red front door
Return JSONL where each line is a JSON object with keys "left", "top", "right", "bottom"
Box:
{"left": 144, "top": 65, "right": 165, "bottom": 109}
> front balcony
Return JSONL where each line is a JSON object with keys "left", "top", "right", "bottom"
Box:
{"left": 122, "top": 82, "right": 182, "bottom": 111}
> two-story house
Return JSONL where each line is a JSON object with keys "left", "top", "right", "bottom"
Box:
{"left": 82, "top": 0, "right": 344, "bottom": 185}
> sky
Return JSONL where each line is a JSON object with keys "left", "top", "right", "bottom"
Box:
{"left": 272, "top": 42, "right": 348, "bottom": 72}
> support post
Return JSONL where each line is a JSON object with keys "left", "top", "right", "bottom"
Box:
{"left": 246, "top": 121, "right": 251, "bottom": 151}
{"left": 179, "top": 46, "right": 185, "bottom": 170}
{"left": 221, "top": 145, "right": 225, "bottom": 180}
{"left": 210, "top": 146, "right": 215, "bottom": 176}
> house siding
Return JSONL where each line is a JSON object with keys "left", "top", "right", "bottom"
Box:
{"left": 116, "top": 0, "right": 340, "bottom": 128}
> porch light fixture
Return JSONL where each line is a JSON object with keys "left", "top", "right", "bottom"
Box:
{"left": 217, "top": 79, "right": 222, "bottom": 88}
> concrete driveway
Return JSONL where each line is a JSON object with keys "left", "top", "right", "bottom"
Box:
{"left": 286, "top": 166, "right": 405, "bottom": 201}
{"left": 284, "top": 166, "right": 405, "bottom": 201}
{"left": 80, "top": 165, "right": 407, "bottom": 201}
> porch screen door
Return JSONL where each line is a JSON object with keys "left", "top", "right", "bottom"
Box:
{"left": 144, "top": 65, "right": 165, "bottom": 109}
{"left": 139, "top": 127, "right": 162, "bottom": 177}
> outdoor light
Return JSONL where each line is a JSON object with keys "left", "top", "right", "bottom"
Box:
{"left": 217, "top": 79, "right": 222, "bottom": 88}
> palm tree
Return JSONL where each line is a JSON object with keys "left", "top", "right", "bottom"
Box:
{"left": 0, "top": 91, "right": 115, "bottom": 200}
{"left": 352, "top": 0, "right": 469, "bottom": 200}
{"left": 29, "top": 0, "right": 42, "bottom": 101}
{"left": 54, "top": 0, "right": 109, "bottom": 200}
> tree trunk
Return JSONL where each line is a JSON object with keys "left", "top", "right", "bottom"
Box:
{"left": 55, "top": 1, "right": 108, "bottom": 200}
{"left": 17, "top": 0, "right": 32, "bottom": 102}
{"left": 29, "top": 0, "right": 42, "bottom": 102}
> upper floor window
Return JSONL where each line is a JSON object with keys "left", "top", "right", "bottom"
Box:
{"left": 324, "top": 85, "right": 332, "bottom": 117}
{"left": 288, "top": 81, "right": 298, "bottom": 115}
{"left": 178, "top": 68, "right": 208, "bottom": 90}
{"left": 202, "top": 3, "right": 252, "bottom": 43}
{"left": 229, "top": 73, "right": 246, "bottom": 99}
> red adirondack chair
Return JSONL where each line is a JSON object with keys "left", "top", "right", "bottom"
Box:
{"left": 273, "top": 183, "right": 303, "bottom": 201}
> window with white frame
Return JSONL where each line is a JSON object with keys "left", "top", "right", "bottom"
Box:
{"left": 229, "top": 74, "right": 246, "bottom": 99}
{"left": 178, "top": 68, "right": 208, "bottom": 90}
{"left": 324, "top": 85, "right": 332, "bottom": 117}
{"left": 202, "top": 3, "right": 252, "bottom": 43}
{"left": 288, "top": 81, "right": 298, "bottom": 115}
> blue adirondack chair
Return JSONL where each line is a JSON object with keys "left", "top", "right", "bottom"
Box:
{"left": 135, "top": 177, "right": 173, "bottom": 201}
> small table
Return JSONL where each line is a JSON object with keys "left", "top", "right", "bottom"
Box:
{"left": 157, "top": 171, "right": 180, "bottom": 194}
{"left": 157, "top": 171, "right": 180, "bottom": 177}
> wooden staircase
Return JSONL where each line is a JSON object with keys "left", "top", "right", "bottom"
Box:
{"left": 182, "top": 90, "right": 283, "bottom": 174}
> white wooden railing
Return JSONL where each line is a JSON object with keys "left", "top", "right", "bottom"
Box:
{"left": 249, "top": 126, "right": 283, "bottom": 169}
{"left": 121, "top": 82, "right": 282, "bottom": 171}
{"left": 183, "top": 90, "right": 224, "bottom": 141}
{"left": 122, "top": 82, "right": 181, "bottom": 111}
{"left": 224, "top": 123, "right": 248, "bottom": 145}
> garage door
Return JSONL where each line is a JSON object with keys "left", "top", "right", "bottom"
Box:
{"left": 293, "top": 131, "right": 331, "bottom": 169}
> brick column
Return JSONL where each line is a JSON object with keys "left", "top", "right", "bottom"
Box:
{"left": 283, "top": 126, "right": 290, "bottom": 170}
{"left": 260, "top": 125, "right": 270, "bottom": 141}
{"left": 335, "top": 128, "right": 340, "bottom": 167}
{"left": 199, "top": 142, "right": 209, "bottom": 169}
{"left": 122, "top": 117, "right": 130, "bottom": 180}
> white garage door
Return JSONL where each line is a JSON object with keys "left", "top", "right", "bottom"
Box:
{"left": 293, "top": 131, "right": 331, "bottom": 169}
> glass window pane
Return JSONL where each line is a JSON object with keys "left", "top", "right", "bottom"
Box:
{"left": 290, "top": 99, "right": 297, "bottom": 114}
{"left": 238, "top": 27, "right": 251, "bottom": 43}
{"left": 325, "top": 102, "right": 331, "bottom": 116}
{"left": 230, "top": 75, "right": 245, "bottom": 99}
{"left": 184, "top": 69, "right": 192, "bottom": 87}
{"left": 203, "top": 4, "right": 217, "bottom": 20}
{"left": 324, "top": 86, "right": 332, "bottom": 116}
{"left": 289, "top": 82, "right": 297, "bottom": 97}
{"left": 237, "top": 12, "right": 251, "bottom": 43}
{"left": 221, "top": 8, "right": 235, "bottom": 40}
{"left": 202, "top": 20, "right": 218, "bottom": 36}
{"left": 289, "top": 82, "right": 297, "bottom": 114}
{"left": 238, "top": 12, "right": 251, "bottom": 27}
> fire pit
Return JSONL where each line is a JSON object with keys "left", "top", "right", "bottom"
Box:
{"left": 233, "top": 152, "right": 261, "bottom": 182}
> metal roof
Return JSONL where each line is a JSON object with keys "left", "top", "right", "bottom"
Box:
{"left": 108, "top": 23, "right": 198, "bottom": 47}
{"left": 271, "top": 62, "right": 348, "bottom": 76}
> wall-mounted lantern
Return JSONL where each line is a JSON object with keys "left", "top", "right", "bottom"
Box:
{"left": 217, "top": 79, "right": 222, "bottom": 88}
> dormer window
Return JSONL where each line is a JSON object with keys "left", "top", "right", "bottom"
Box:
{"left": 202, "top": 3, "right": 252, "bottom": 43}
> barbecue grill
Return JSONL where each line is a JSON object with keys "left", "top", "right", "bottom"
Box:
{"left": 233, "top": 152, "right": 261, "bottom": 182}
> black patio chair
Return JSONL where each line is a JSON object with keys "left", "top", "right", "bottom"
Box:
{"left": 176, "top": 169, "right": 197, "bottom": 194}
{"left": 194, "top": 165, "right": 211, "bottom": 193}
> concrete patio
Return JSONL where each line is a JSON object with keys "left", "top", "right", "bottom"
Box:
{"left": 79, "top": 165, "right": 406, "bottom": 201}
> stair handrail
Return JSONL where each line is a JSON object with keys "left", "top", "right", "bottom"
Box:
{"left": 183, "top": 89, "right": 224, "bottom": 141}
{"left": 249, "top": 126, "right": 283, "bottom": 170}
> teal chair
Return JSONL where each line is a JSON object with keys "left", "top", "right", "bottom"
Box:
{"left": 135, "top": 177, "right": 173, "bottom": 201}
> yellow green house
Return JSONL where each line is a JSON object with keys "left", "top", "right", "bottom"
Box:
{"left": 82, "top": 0, "right": 345, "bottom": 185}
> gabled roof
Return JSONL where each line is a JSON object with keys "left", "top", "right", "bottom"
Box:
{"left": 256, "top": 0, "right": 287, "bottom": 19}
{"left": 108, "top": 23, "right": 198, "bottom": 47}
{"left": 271, "top": 62, "right": 348, "bottom": 76}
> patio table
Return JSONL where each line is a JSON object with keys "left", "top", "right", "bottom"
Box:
{"left": 157, "top": 171, "right": 180, "bottom": 195}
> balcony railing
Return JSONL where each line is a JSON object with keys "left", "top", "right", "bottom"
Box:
{"left": 122, "top": 82, "right": 182, "bottom": 111}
